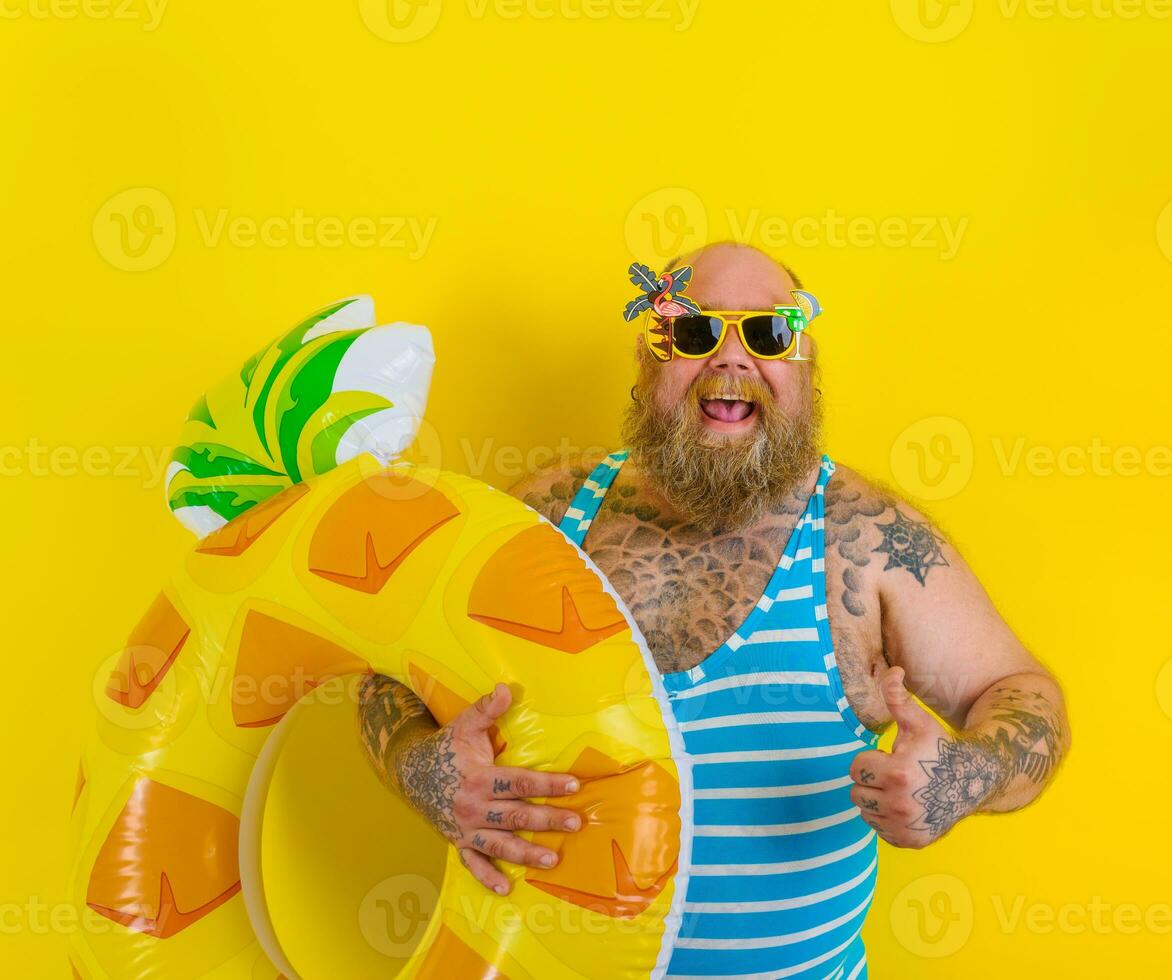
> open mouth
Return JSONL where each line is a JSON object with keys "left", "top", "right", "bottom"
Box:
{"left": 700, "top": 397, "right": 757, "bottom": 423}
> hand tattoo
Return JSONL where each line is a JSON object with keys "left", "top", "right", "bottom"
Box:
{"left": 486, "top": 810, "right": 504, "bottom": 824}
{"left": 396, "top": 728, "right": 460, "bottom": 840}
{"left": 859, "top": 768, "right": 876, "bottom": 784}
{"left": 912, "top": 734, "right": 1007, "bottom": 838}
{"left": 492, "top": 778, "right": 511, "bottom": 794}
{"left": 910, "top": 688, "right": 1065, "bottom": 838}
{"left": 861, "top": 798, "right": 880, "bottom": 812}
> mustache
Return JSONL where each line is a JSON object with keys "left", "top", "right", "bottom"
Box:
{"left": 689, "top": 375, "right": 774, "bottom": 404}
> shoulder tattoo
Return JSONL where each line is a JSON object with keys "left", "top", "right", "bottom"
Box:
{"left": 824, "top": 475, "right": 950, "bottom": 618}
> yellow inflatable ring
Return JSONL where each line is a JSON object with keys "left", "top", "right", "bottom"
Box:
{"left": 66, "top": 301, "right": 692, "bottom": 980}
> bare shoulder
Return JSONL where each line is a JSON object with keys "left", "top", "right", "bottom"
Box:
{"left": 504, "top": 450, "right": 612, "bottom": 525}
{"left": 823, "top": 462, "right": 955, "bottom": 618}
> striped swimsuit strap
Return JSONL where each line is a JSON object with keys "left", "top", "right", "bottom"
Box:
{"left": 559, "top": 449, "right": 629, "bottom": 548}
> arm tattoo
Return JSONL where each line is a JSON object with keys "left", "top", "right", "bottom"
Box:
{"left": 357, "top": 673, "right": 433, "bottom": 788}
{"left": 873, "top": 509, "right": 949, "bottom": 586}
{"left": 358, "top": 673, "right": 461, "bottom": 841}
{"left": 911, "top": 688, "right": 1065, "bottom": 838}
{"left": 824, "top": 479, "right": 890, "bottom": 618}
{"left": 984, "top": 687, "right": 1066, "bottom": 783}
{"left": 824, "top": 474, "right": 950, "bottom": 618}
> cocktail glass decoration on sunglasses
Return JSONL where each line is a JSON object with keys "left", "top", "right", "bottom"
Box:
{"left": 782, "top": 290, "right": 823, "bottom": 363}
{"left": 623, "top": 261, "right": 823, "bottom": 362}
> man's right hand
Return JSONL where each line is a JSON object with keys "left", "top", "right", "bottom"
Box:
{"left": 393, "top": 682, "right": 583, "bottom": 896}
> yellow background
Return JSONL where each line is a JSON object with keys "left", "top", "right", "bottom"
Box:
{"left": 2, "top": 0, "right": 1170, "bottom": 975}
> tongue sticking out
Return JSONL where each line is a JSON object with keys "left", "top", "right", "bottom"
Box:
{"left": 701, "top": 399, "right": 754, "bottom": 422}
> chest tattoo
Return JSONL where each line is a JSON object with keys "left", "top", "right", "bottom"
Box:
{"left": 526, "top": 463, "right": 902, "bottom": 731}
{"left": 580, "top": 477, "right": 808, "bottom": 675}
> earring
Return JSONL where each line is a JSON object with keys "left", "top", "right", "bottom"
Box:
{"left": 630, "top": 385, "right": 639, "bottom": 402}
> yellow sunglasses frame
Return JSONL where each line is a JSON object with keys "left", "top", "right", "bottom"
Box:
{"left": 643, "top": 307, "right": 806, "bottom": 362}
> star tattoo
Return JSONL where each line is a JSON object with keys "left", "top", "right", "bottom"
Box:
{"left": 873, "top": 509, "right": 949, "bottom": 586}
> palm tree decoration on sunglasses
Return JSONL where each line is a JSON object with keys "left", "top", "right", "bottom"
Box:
{"left": 622, "top": 262, "right": 702, "bottom": 361}
{"left": 623, "top": 261, "right": 824, "bottom": 362}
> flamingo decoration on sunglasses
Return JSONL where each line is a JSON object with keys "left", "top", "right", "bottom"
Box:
{"left": 623, "top": 262, "right": 703, "bottom": 360}
{"left": 649, "top": 271, "right": 693, "bottom": 318}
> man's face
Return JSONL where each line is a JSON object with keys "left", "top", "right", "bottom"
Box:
{"left": 651, "top": 245, "right": 811, "bottom": 436}
{"left": 621, "top": 244, "right": 822, "bottom": 533}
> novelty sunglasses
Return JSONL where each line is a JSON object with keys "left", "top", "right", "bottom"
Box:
{"left": 643, "top": 307, "right": 811, "bottom": 362}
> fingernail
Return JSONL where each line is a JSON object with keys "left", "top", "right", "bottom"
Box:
{"left": 494, "top": 884, "right": 508, "bottom": 895}
{"left": 565, "top": 779, "right": 580, "bottom": 793}
{"left": 564, "top": 816, "right": 580, "bottom": 831}
{"left": 541, "top": 853, "right": 556, "bottom": 867}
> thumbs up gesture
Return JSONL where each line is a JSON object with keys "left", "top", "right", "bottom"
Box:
{"left": 848, "top": 666, "right": 992, "bottom": 849}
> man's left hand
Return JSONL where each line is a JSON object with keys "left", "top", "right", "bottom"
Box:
{"left": 848, "top": 667, "right": 1004, "bottom": 849}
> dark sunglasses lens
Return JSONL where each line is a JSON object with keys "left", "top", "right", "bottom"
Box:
{"left": 672, "top": 316, "right": 723, "bottom": 356}
{"left": 742, "top": 315, "right": 795, "bottom": 357}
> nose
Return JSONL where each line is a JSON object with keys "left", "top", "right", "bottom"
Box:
{"left": 709, "top": 323, "right": 753, "bottom": 373}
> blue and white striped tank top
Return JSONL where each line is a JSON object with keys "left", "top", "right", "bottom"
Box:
{"left": 559, "top": 450, "right": 879, "bottom": 980}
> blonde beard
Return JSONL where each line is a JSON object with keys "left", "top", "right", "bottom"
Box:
{"left": 620, "top": 371, "right": 823, "bottom": 534}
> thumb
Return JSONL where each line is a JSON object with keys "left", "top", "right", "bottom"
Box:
{"left": 462, "top": 682, "right": 512, "bottom": 733}
{"left": 881, "top": 667, "right": 933, "bottom": 744}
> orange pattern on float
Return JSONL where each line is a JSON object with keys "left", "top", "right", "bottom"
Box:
{"left": 67, "top": 459, "right": 688, "bottom": 979}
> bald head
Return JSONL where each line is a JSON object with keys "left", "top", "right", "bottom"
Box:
{"left": 665, "top": 241, "right": 803, "bottom": 311}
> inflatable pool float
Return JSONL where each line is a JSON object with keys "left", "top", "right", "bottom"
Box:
{"left": 65, "top": 298, "right": 692, "bottom": 980}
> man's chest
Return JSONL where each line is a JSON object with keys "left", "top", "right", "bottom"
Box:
{"left": 578, "top": 508, "right": 891, "bottom": 732}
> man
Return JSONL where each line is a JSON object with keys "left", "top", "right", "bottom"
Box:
{"left": 358, "top": 241, "right": 1069, "bottom": 978}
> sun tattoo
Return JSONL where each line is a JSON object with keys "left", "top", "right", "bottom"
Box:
{"left": 873, "top": 509, "right": 949, "bottom": 586}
